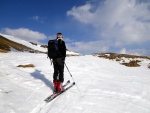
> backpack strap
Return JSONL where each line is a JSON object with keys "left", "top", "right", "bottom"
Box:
{"left": 54, "top": 39, "right": 59, "bottom": 51}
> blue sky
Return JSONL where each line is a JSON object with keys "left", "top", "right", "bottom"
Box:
{"left": 0, "top": 0, "right": 150, "bottom": 56}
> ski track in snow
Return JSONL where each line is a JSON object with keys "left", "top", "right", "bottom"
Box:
{"left": 0, "top": 52, "right": 150, "bottom": 113}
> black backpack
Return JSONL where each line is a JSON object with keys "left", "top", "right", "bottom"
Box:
{"left": 47, "top": 39, "right": 61, "bottom": 59}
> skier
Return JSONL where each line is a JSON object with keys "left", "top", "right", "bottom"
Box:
{"left": 52, "top": 33, "right": 66, "bottom": 93}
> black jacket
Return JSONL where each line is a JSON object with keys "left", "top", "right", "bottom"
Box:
{"left": 57, "top": 38, "right": 66, "bottom": 58}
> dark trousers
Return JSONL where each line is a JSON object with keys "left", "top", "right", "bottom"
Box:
{"left": 53, "top": 58, "right": 64, "bottom": 83}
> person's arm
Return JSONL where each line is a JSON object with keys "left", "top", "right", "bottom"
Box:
{"left": 62, "top": 41, "right": 66, "bottom": 57}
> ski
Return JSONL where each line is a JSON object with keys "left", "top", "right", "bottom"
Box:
{"left": 44, "top": 80, "right": 70, "bottom": 101}
{"left": 45, "top": 82, "right": 75, "bottom": 103}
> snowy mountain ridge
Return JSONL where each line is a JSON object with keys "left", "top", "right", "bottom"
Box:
{"left": 93, "top": 52, "right": 150, "bottom": 69}
{"left": 0, "top": 33, "right": 47, "bottom": 53}
{"left": 0, "top": 33, "right": 80, "bottom": 56}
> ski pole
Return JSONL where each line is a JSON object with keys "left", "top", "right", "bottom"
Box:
{"left": 64, "top": 62, "right": 83, "bottom": 96}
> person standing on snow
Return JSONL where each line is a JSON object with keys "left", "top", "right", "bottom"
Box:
{"left": 52, "top": 33, "right": 66, "bottom": 93}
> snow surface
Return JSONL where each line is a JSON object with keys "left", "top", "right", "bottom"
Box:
{"left": 0, "top": 52, "right": 150, "bottom": 113}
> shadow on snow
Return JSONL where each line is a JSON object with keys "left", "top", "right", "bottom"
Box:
{"left": 30, "top": 69, "right": 53, "bottom": 91}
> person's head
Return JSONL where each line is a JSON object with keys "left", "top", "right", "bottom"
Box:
{"left": 56, "top": 32, "right": 63, "bottom": 39}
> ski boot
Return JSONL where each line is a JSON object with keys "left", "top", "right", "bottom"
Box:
{"left": 53, "top": 80, "right": 58, "bottom": 93}
{"left": 57, "top": 81, "right": 64, "bottom": 92}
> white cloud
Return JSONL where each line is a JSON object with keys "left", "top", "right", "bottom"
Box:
{"left": 127, "top": 48, "right": 150, "bottom": 56}
{"left": 118, "top": 47, "right": 150, "bottom": 56}
{"left": 32, "top": 16, "right": 40, "bottom": 21}
{"left": 2, "top": 28, "right": 47, "bottom": 42}
{"left": 67, "top": 0, "right": 150, "bottom": 56}
{"left": 119, "top": 48, "right": 126, "bottom": 54}
{"left": 31, "top": 16, "right": 44, "bottom": 23}
{"left": 66, "top": 40, "right": 110, "bottom": 54}
{"left": 67, "top": 0, "right": 150, "bottom": 45}
{"left": 48, "top": 35, "right": 55, "bottom": 40}
{"left": 67, "top": 4, "right": 94, "bottom": 24}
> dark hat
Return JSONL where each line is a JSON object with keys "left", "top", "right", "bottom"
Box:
{"left": 56, "top": 32, "right": 63, "bottom": 35}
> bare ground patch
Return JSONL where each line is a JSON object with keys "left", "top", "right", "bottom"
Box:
{"left": 17, "top": 64, "right": 35, "bottom": 68}
{"left": 94, "top": 52, "right": 150, "bottom": 68}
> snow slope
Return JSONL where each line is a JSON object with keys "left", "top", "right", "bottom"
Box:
{"left": 0, "top": 33, "right": 47, "bottom": 53}
{"left": 0, "top": 33, "right": 80, "bottom": 56}
{"left": 0, "top": 52, "right": 150, "bottom": 113}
